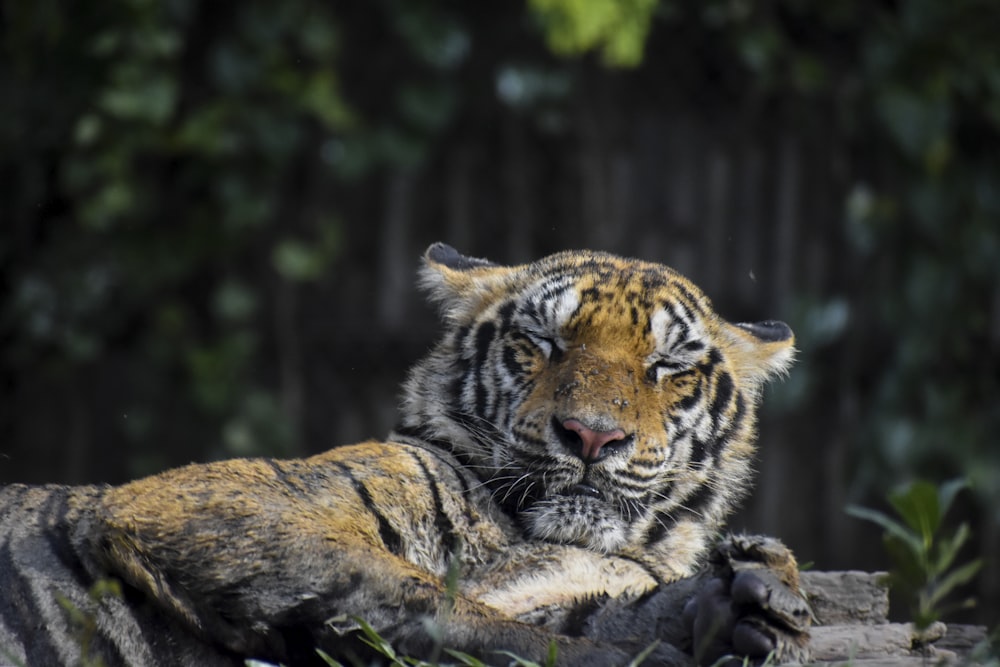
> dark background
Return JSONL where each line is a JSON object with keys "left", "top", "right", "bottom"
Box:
{"left": 2, "top": 0, "right": 998, "bottom": 627}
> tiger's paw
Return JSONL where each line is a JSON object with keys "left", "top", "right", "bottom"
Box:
{"left": 683, "top": 535, "right": 811, "bottom": 666}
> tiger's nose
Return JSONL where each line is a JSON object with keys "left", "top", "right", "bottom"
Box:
{"left": 558, "top": 418, "right": 631, "bottom": 462}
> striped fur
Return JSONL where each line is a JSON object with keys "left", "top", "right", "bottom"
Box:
{"left": 1, "top": 244, "right": 800, "bottom": 666}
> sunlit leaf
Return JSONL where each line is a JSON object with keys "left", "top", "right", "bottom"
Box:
{"left": 528, "top": 0, "right": 657, "bottom": 67}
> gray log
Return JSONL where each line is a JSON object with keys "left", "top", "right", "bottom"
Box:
{"left": 801, "top": 570, "right": 891, "bottom": 625}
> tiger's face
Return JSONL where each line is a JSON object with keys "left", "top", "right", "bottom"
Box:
{"left": 400, "top": 244, "right": 794, "bottom": 574}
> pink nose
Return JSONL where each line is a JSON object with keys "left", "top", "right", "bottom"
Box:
{"left": 561, "top": 419, "right": 628, "bottom": 462}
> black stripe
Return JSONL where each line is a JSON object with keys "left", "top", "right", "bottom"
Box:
{"left": 389, "top": 428, "right": 477, "bottom": 500}
{"left": 690, "top": 435, "right": 709, "bottom": 465}
{"left": 0, "top": 484, "right": 30, "bottom": 522}
{"left": 678, "top": 483, "right": 717, "bottom": 521}
{"left": 697, "top": 347, "right": 723, "bottom": 374}
{"left": 672, "top": 282, "right": 706, "bottom": 317}
{"left": 447, "top": 373, "right": 466, "bottom": 405}
{"left": 580, "top": 286, "right": 601, "bottom": 304}
{"left": 516, "top": 451, "right": 565, "bottom": 468}
{"left": 502, "top": 343, "right": 526, "bottom": 377}
{"left": 391, "top": 423, "right": 428, "bottom": 442}
{"left": 333, "top": 463, "right": 404, "bottom": 556}
{"left": 0, "top": 486, "right": 96, "bottom": 665}
{"left": 538, "top": 280, "right": 570, "bottom": 304}
{"left": 497, "top": 300, "right": 516, "bottom": 328}
{"left": 0, "top": 504, "right": 64, "bottom": 664}
{"left": 617, "top": 467, "right": 659, "bottom": 484}
{"left": 473, "top": 321, "right": 496, "bottom": 361}
{"left": 677, "top": 378, "right": 703, "bottom": 411}
{"left": 40, "top": 488, "right": 89, "bottom": 581}
{"left": 510, "top": 428, "right": 547, "bottom": 449}
{"left": 630, "top": 304, "right": 640, "bottom": 327}
{"left": 453, "top": 324, "right": 472, "bottom": 348}
{"left": 410, "top": 453, "right": 462, "bottom": 560}
{"left": 644, "top": 509, "right": 674, "bottom": 546}
{"left": 472, "top": 321, "right": 496, "bottom": 418}
{"left": 708, "top": 371, "right": 735, "bottom": 426}
{"left": 682, "top": 339, "right": 705, "bottom": 353}
{"left": 712, "top": 392, "right": 747, "bottom": 465}
{"left": 643, "top": 482, "right": 718, "bottom": 548}
{"left": 669, "top": 303, "right": 693, "bottom": 340}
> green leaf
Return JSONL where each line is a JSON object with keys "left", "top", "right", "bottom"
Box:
{"left": 272, "top": 239, "right": 324, "bottom": 281}
{"left": 496, "top": 651, "right": 544, "bottom": 667}
{"left": 887, "top": 481, "right": 940, "bottom": 547}
{"left": 528, "top": 0, "right": 658, "bottom": 67}
{"left": 882, "top": 533, "right": 928, "bottom": 589}
{"left": 352, "top": 616, "right": 396, "bottom": 661}
{"left": 545, "top": 639, "right": 559, "bottom": 667}
{"left": 927, "top": 559, "right": 982, "bottom": 610}
{"left": 314, "top": 649, "right": 343, "bottom": 667}
{"left": 845, "top": 504, "right": 924, "bottom": 556}
{"left": 933, "top": 522, "right": 972, "bottom": 577}
{"left": 628, "top": 640, "right": 661, "bottom": 666}
{"left": 936, "top": 478, "right": 969, "bottom": 519}
{"left": 444, "top": 649, "right": 488, "bottom": 666}
{"left": 99, "top": 74, "right": 178, "bottom": 125}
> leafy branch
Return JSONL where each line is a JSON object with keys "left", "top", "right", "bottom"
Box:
{"left": 847, "top": 479, "right": 981, "bottom": 630}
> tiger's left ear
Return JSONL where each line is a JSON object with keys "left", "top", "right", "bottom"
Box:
{"left": 722, "top": 320, "right": 796, "bottom": 391}
{"left": 419, "top": 243, "right": 514, "bottom": 321}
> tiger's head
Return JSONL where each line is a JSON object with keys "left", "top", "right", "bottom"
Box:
{"left": 398, "top": 243, "right": 795, "bottom": 578}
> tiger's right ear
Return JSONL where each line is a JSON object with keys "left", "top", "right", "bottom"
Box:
{"left": 420, "top": 243, "right": 513, "bottom": 321}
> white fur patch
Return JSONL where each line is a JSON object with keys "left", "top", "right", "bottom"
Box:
{"left": 473, "top": 548, "right": 656, "bottom": 616}
{"left": 521, "top": 497, "right": 629, "bottom": 553}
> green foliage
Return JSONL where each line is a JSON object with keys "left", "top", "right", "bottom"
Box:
{"left": 528, "top": 0, "right": 659, "bottom": 67}
{"left": 312, "top": 617, "right": 660, "bottom": 667}
{"left": 847, "top": 479, "right": 982, "bottom": 630}
{"left": 2, "top": 0, "right": 355, "bottom": 475}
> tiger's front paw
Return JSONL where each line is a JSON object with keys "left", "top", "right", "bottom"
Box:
{"left": 683, "top": 535, "right": 811, "bottom": 665}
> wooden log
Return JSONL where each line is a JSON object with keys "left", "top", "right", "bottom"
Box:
{"left": 808, "top": 622, "right": 946, "bottom": 661}
{"left": 937, "top": 623, "right": 989, "bottom": 652}
{"left": 801, "top": 570, "right": 891, "bottom": 625}
{"left": 795, "top": 571, "right": 990, "bottom": 665}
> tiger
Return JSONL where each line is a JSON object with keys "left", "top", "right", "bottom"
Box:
{"left": 0, "top": 243, "right": 810, "bottom": 667}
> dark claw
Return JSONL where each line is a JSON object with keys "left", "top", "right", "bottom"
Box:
{"left": 732, "top": 620, "right": 775, "bottom": 657}
{"left": 731, "top": 570, "right": 769, "bottom": 608}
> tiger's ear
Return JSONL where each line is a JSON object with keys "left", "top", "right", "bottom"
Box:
{"left": 722, "top": 320, "right": 796, "bottom": 392}
{"left": 420, "top": 243, "right": 513, "bottom": 321}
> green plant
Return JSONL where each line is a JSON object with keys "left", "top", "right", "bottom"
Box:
{"left": 314, "top": 615, "right": 658, "bottom": 667}
{"left": 847, "top": 478, "right": 981, "bottom": 630}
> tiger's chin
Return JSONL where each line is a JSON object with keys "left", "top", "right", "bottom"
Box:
{"left": 521, "top": 495, "right": 630, "bottom": 553}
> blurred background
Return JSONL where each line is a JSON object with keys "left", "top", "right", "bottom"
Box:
{"left": 2, "top": 0, "right": 998, "bottom": 626}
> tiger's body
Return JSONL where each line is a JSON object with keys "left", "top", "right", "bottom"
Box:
{"left": 0, "top": 244, "right": 809, "bottom": 666}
